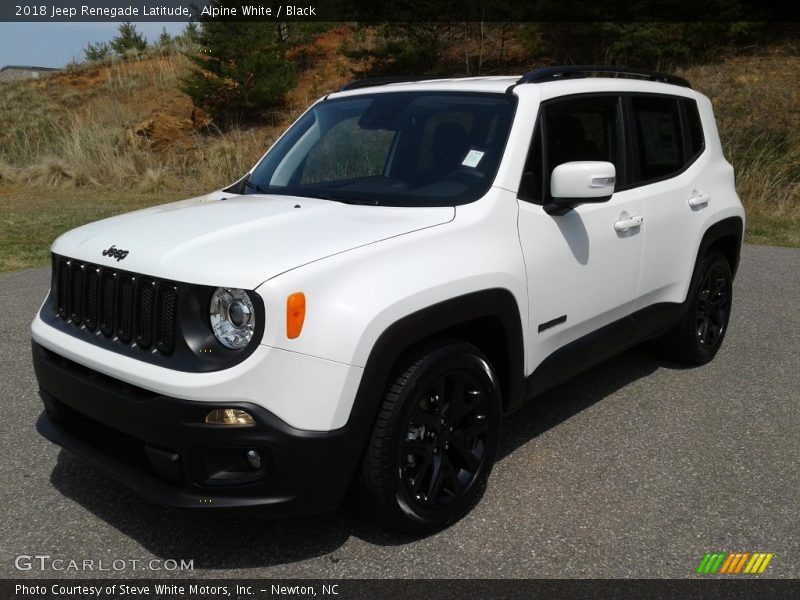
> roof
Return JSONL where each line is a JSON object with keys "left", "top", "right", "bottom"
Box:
{"left": 333, "top": 67, "right": 692, "bottom": 98}
{"left": 333, "top": 76, "right": 520, "bottom": 98}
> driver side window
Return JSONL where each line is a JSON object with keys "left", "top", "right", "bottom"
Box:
{"left": 520, "top": 95, "right": 623, "bottom": 204}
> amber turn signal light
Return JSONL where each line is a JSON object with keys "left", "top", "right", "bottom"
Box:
{"left": 286, "top": 292, "right": 306, "bottom": 339}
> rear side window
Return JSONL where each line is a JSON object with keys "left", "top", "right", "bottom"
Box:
{"left": 631, "top": 96, "right": 684, "bottom": 181}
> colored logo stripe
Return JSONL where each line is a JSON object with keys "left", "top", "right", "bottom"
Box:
{"left": 719, "top": 553, "right": 736, "bottom": 573}
{"left": 721, "top": 553, "right": 748, "bottom": 574}
{"left": 697, "top": 552, "right": 774, "bottom": 574}
{"left": 745, "top": 553, "right": 774, "bottom": 574}
{"left": 696, "top": 553, "right": 726, "bottom": 574}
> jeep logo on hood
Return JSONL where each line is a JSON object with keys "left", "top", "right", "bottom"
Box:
{"left": 102, "top": 245, "right": 129, "bottom": 261}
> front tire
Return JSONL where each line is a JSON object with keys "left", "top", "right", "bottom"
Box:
{"left": 359, "top": 342, "right": 502, "bottom": 534}
{"left": 661, "top": 251, "right": 733, "bottom": 365}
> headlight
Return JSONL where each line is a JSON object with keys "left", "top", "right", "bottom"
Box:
{"left": 210, "top": 288, "right": 256, "bottom": 349}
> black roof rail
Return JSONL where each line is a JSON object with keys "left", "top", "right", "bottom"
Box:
{"left": 516, "top": 66, "right": 692, "bottom": 89}
{"left": 339, "top": 76, "right": 439, "bottom": 92}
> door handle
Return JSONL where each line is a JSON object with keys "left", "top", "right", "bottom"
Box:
{"left": 688, "top": 192, "right": 711, "bottom": 208}
{"left": 614, "top": 215, "right": 644, "bottom": 232}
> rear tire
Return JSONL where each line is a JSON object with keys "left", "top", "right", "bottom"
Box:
{"left": 359, "top": 342, "right": 502, "bottom": 534}
{"left": 661, "top": 251, "right": 733, "bottom": 365}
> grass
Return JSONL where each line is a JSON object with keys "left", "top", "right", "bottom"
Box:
{"left": 0, "top": 40, "right": 798, "bottom": 273}
{"left": 743, "top": 215, "right": 800, "bottom": 248}
{"left": 0, "top": 186, "right": 191, "bottom": 272}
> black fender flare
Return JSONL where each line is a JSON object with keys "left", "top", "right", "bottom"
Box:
{"left": 695, "top": 216, "right": 744, "bottom": 277}
{"left": 345, "top": 288, "right": 526, "bottom": 445}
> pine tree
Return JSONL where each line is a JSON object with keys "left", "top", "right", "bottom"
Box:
{"left": 181, "top": 15, "right": 296, "bottom": 126}
{"left": 158, "top": 27, "right": 173, "bottom": 47}
{"left": 111, "top": 22, "right": 147, "bottom": 54}
{"left": 84, "top": 41, "right": 112, "bottom": 62}
{"left": 181, "top": 22, "right": 200, "bottom": 45}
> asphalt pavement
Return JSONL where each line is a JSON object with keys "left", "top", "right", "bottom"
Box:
{"left": 1, "top": 244, "right": 798, "bottom": 579}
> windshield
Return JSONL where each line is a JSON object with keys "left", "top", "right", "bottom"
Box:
{"left": 244, "top": 91, "right": 517, "bottom": 207}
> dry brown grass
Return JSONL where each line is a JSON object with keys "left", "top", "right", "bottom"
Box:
{"left": 0, "top": 159, "right": 16, "bottom": 183}
{"left": 734, "top": 143, "right": 800, "bottom": 217}
{"left": 22, "top": 157, "right": 88, "bottom": 187}
{"left": 0, "top": 45, "right": 283, "bottom": 196}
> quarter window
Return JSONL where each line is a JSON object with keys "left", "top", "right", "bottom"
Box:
{"left": 684, "top": 99, "right": 705, "bottom": 158}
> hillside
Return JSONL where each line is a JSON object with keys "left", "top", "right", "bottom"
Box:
{"left": 0, "top": 32, "right": 798, "bottom": 271}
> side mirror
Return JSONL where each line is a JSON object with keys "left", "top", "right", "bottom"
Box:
{"left": 545, "top": 161, "right": 616, "bottom": 215}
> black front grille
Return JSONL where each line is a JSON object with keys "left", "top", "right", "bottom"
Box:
{"left": 45, "top": 253, "right": 263, "bottom": 372}
{"left": 52, "top": 256, "right": 177, "bottom": 356}
{"left": 136, "top": 281, "right": 155, "bottom": 350}
{"left": 84, "top": 268, "right": 99, "bottom": 331}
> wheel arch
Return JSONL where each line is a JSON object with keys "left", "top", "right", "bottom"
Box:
{"left": 697, "top": 216, "right": 744, "bottom": 277}
{"left": 347, "top": 289, "right": 525, "bottom": 439}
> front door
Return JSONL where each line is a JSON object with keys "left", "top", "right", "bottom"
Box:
{"left": 516, "top": 94, "right": 645, "bottom": 376}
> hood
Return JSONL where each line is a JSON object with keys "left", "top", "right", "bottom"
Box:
{"left": 51, "top": 192, "right": 455, "bottom": 288}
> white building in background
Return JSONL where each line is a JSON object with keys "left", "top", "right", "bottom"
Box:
{"left": 0, "top": 65, "right": 60, "bottom": 82}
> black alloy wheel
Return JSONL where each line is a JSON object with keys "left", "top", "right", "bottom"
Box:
{"left": 399, "top": 368, "right": 492, "bottom": 510}
{"left": 695, "top": 263, "right": 731, "bottom": 350}
{"left": 661, "top": 250, "right": 733, "bottom": 365}
{"left": 359, "top": 342, "right": 501, "bottom": 533}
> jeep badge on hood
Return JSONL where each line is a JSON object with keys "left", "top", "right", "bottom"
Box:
{"left": 102, "top": 245, "right": 129, "bottom": 261}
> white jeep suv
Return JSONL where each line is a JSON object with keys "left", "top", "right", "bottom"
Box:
{"left": 32, "top": 66, "right": 745, "bottom": 532}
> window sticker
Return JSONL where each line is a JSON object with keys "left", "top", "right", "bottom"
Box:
{"left": 462, "top": 149, "right": 485, "bottom": 168}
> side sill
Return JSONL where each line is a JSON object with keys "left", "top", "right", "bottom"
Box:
{"left": 525, "top": 302, "right": 683, "bottom": 401}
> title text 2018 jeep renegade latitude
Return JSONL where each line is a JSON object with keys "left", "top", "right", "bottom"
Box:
{"left": 32, "top": 66, "right": 744, "bottom": 533}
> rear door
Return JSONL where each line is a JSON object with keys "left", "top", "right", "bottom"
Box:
{"left": 628, "top": 94, "right": 709, "bottom": 308}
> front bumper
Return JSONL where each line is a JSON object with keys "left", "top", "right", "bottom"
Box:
{"left": 32, "top": 311, "right": 364, "bottom": 432}
{"left": 32, "top": 342, "right": 365, "bottom": 515}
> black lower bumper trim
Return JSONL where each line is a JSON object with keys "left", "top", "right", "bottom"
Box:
{"left": 32, "top": 341, "right": 365, "bottom": 516}
{"left": 36, "top": 412, "right": 293, "bottom": 509}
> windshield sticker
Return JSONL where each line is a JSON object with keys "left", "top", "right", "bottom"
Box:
{"left": 462, "top": 149, "right": 485, "bottom": 168}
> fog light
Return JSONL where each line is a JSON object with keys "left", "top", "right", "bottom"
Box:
{"left": 205, "top": 408, "right": 256, "bottom": 426}
{"left": 246, "top": 449, "right": 262, "bottom": 469}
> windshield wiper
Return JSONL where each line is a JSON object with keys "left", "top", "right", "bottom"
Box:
{"left": 320, "top": 195, "right": 380, "bottom": 206}
{"left": 243, "top": 179, "right": 268, "bottom": 194}
{"left": 244, "top": 183, "right": 380, "bottom": 206}
{"left": 280, "top": 188, "right": 380, "bottom": 206}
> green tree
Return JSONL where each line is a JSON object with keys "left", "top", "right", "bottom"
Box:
{"left": 111, "top": 22, "right": 147, "bottom": 54}
{"left": 347, "top": 23, "right": 458, "bottom": 77}
{"left": 181, "top": 22, "right": 200, "bottom": 45}
{"left": 181, "top": 14, "right": 297, "bottom": 126}
{"left": 84, "top": 41, "right": 112, "bottom": 62}
{"left": 158, "top": 27, "right": 173, "bottom": 47}
{"left": 528, "top": 21, "right": 765, "bottom": 69}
